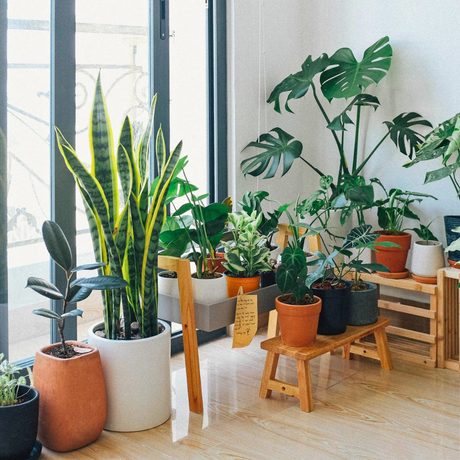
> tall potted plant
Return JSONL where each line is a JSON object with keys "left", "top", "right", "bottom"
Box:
{"left": 55, "top": 75, "right": 183, "bottom": 431}
{"left": 27, "top": 221, "right": 126, "bottom": 451}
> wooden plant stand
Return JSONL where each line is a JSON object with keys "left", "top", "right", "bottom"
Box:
{"left": 259, "top": 317, "right": 392, "bottom": 412}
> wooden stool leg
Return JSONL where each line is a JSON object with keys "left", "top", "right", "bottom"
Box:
{"left": 342, "top": 343, "right": 351, "bottom": 360}
{"left": 296, "top": 359, "right": 314, "bottom": 412}
{"left": 374, "top": 327, "right": 393, "bottom": 370}
{"left": 267, "top": 310, "right": 280, "bottom": 338}
{"left": 259, "top": 351, "right": 280, "bottom": 398}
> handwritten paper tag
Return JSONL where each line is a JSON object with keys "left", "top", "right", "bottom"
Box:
{"left": 232, "top": 286, "right": 258, "bottom": 348}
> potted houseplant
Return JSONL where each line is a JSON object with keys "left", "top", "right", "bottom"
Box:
{"left": 403, "top": 113, "right": 460, "bottom": 265}
{"left": 27, "top": 220, "right": 127, "bottom": 452}
{"left": 373, "top": 179, "right": 436, "bottom": 278}
{"left": 275, "top": 247, "right": 325, "bottom": 346}
{"left": 410, "top": 222, "right": 445, "bottom": 283}
{"left": 222, "top": 211, "right": 272, "bottom": 297}
{"left": 241, "top": 36, "right": 431, "bottom": 228}
{"left": 0, "top": 355, "right": 39, "bottom": 460}
{"left": 56, "top": 75, "right": 183, "bottom": 431}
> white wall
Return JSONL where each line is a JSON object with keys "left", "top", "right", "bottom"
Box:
{"left": 228, "top": 0, "right": 460, "bottom": 261}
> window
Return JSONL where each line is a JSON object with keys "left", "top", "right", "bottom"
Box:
{"left": 0, "top": 0, "right": 227, "bottom": 362}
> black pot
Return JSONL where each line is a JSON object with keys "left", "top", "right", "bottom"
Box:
{"left": 313, "top": 280, "right": 351, "bottom": 335}
{"left": 0, "top": 385, "right": 39, "bottom": 460}
{"left": 347, "top": 282, "right": 378, "bottom": 326}
{"left": 260, "top": 270, "right": 276, "bottom": 288}
{"left": 444, "top": 215, "right": 460, "bottom": 262}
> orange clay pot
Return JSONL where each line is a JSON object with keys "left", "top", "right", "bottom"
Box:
{"left": 375, "top": 232, "right": 412, "bottom": 273}
{"left": 205, "top": 252, "right": 227, "bottom": 274}
{"left": 225, "top": 271, "right": 260, "bottom": 298}
{"left": 275, "top": 295, "right": 322, "bottom": 347}
{"left": 33, "top": 341, "right": 107, "bottom": 452}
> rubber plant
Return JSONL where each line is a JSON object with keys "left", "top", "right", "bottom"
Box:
{"left": 241, "top": 36, "right": 432, "bottom": 225}
{"left": 55, "top": 75, "right": 182, "bottom": 340}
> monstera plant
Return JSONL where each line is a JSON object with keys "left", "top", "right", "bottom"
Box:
{"left": 56, "top": 75, "right": 182, "bottom": 340}
{"left": 241, "top": 36, "right": 432, "bottom": 225}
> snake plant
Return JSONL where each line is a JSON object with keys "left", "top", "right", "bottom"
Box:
{"left": 55, "top": 75, "right": 182, "bottom": 339}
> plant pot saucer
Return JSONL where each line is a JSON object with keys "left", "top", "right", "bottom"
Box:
{"left": 376, "top": 268, "right": 410, "bottom": 279}
{"left": 411, "top": 274, "right": 437, "bottom": 284}
{"left": 448, "top": 259, "right": 460, "bottom": 268}
{"left": 27, "top": 440, "right": 42, "bottom": 460}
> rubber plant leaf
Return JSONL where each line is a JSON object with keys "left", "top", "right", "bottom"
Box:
{"left": 42, "top": 220, "right": 73, "bottom": 272}
{"left": 242, "top": 128, "right": 303, "bottom": 179}
{"left": 72, "top": 262, "right": 106, "bottom": 272}
{"left": 26, "top": 277, "right": 64, "bottom": 300}
{"left": 320, "top": 36, "right": 392, "bottom": 101}
{"left": 66, "top": 285, "right": 92, "bottom": 303}
{"left": 61, "top": 309, "right": 84, "bottom": 319}
{"left": 267, "top": 54, "right": 330, "bottom": 113}
{"left": 383, "top": 112, "right": 433, "bottom": 159}
{"left": 72, "top": 276, "right": 129, "bottom": 290}
{"left": 32, "top": 308, "right": 61, "bottom": 320}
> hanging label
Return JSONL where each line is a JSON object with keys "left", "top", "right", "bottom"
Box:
{"left": 232, "top": 286, "right": 258, "bottom": 348}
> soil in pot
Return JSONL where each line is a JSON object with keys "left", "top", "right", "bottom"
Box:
{"left": 375, "top": 232, "right": 411, "bottom": 273}
{"left": 0, "top": 385, "right": 39, "bottom": 460}
{"left": 276, "top": 294, "right": 322, "bottom": 347}
{"left": 33, "top": 341, "right": 107, "bottom": 452}
{"left": 224, "top": 271, "right": 261, "bottom": 298}
{"left": 347, "top": 282, "right": 378, "bottom": 326}
{"left": 312, "top": 280, "right": 351, "bottom": 335}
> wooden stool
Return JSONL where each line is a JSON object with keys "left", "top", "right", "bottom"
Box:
{"left": 259, "top": 317, "right": 393, "bottom": 412}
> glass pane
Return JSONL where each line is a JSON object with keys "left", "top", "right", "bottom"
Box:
{"left": 7, "top": 1, "right": 51, "bottom": 362}
{"left": 75, "top": 0, "right": 150, "bottom": 341}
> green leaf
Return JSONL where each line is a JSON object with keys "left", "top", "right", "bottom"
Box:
{"left": 173, "top": 203, "right": 194, "bottom": 217}
{"left": 425, "top": 162, "right": 460, "bottom": 184}
{"left": 446, "top": 237, "right": 460, "bottom": 253}
{"left": 404, "top": 144, "right": 447, "bottom": 168}
{"left": 26, "top": 277, "right": 64, "bottom": 300}
{"left": 345, "top": 184, "right": 374, "bottom": 207}
{"left": 72, "top": 276, "right": 129, "bottom": 290}
{"left": 276, "top": 264, "right": 297, "bottom": 294}
{"left": 61, "top": 309, "right": 84, "bottom": 319}
{"left": 384, "top": 112, "right": 432, "bottom": 158}
{"left": 267, "top": 54, "right": 330, "bottom": 113}
{"left": 443, "top": 113, "right": 460, "bottom": 164}
{"left": 242, "top": 128, "right": 303, "bottom": 179}
{"left": 320, "top": 36, "right": 392, "bottom": 101}
{"left": 33, "top": 308, "right": 60, "bottom": 320}
{"left": 42, "top": 220, "right": 73, "bottom": 272}
{"left": 342, "top": 225, "right": 375, "bottom": 250}
{"left": 281, "top": 247, "right": 306, "bottom": 271}
{"left": 291, "top": 282, "right": 309, "bottom": 301}
{"left": 72, "top": 262, "right": 106, "bottom": 272}
{"left": 66, "top": 285, "right": 92, "bottom": 303}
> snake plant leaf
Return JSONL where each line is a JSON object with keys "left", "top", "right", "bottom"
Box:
{"left": 425, "top": 162, "right": 460, "bottom": 184}
{"left": 90, "top": 74, "right": 118, "bottom": 226}
{"left": 118, "top": 116, "right": 139, "bottom": 194}
{"left": 66, "top": 285, "right": 92, "bottom": 303}
{"left": 383, "top": 112, "right": 433, "bottom": 158}
{"left": 242, "top": 128, "right": 303, "bottom": 179}
{"left": 327, "top": 94, "right": 380, "bottom": 131}
{"left": 32, "top": 308, "right": 61, "bottom": 320}
{"left": 320, "top": 36, "right": 392, "bottom": 101}
{"left": 138, "top": 95, "right": 157, "bottom": 187}
{"left": 42, "top": 220, "right": 73, "bottom": 272}
{"left": 443, "top": 113, "right": 460, "bottom": 165}
{"left": 72, "top": 262, "right": 106, "bottom": 272}
{"left": 117, "top": 145, "right": 133, "bottom": 205}
{"left": 72, "top": 276, "right": 129, "bottom": 290}
{"left": 267, "top": 54, "right": 330, "bottom": 113}
{"left": 26, "top": 277, "right": 64, "bottom": 300}
{"left": 276, "top": 264, "right": 297, "bottom": 294}
{"left": 342, "top": 225, "right": 376, "bottom": 250}
{"left": 61, "top": 309, "right": 84, "bottom": 319}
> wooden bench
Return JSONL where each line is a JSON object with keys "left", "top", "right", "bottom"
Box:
{"left": 259, "top": 317, "right": 393, "bottom": 412}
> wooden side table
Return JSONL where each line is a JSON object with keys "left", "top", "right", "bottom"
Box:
{"left": 259, "top": 317, "right": 392, "bottom": 412}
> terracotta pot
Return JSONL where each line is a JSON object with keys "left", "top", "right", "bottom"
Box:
{"left": 275, "top": 295, "right": 322, "bottom": 347}
{"left": 33, "top": 341, "right": 107, "bottom": 452}
{"left": 206, "top": 252, "right": 227, "bottom": 274}
{"left": 375, "top": 232, "right": 412, "bottom": 273}
{"left": 224, "top": 271, "right": 260, "bottom": 298}
{"left": 411, "top": 240, "right": 445, "bottom": 279}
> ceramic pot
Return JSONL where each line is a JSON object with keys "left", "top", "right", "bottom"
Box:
{"left": 0, "top": 385, "right": 39, "bottom": 460}
{"left": 206, "top": 251, "right": 227, "bottom": 274}
{"left": 33, "top": 341, "right": 106, "bottom": 452}
{"left": 191, "top": 272, "right": 228, "bottom": 304}
{"left": 158, "top": 271, "right": 180, "bottom": 298}
{"left": 224, "top": 271, "right": 260, "bottom": 298}
{"left": 444, "top": 215, "right": 460, "bottom": 264}
{"left": 88, "top": 321, "right": 171, "bottom": 432}
{"left": 313, "top": 281, "right": 351, "bottom": 335}
{"left": 269, "top": 244, "right": 281, "bottom": 261}
{"left": 375, "top": 232, "right": 412, "bottom": 273}
{"left": 347, "top": 282, "right": 378, "bottom": 326}
{"left": 411, "top": 240, "right": 445, "bottom": 279}
{"left": 275, "top": 295, "right": 322, "bottom": 347}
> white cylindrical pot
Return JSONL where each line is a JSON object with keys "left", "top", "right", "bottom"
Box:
{"left": 411, "top": 240, "right": 445, "bottom": 278}
{"left": 88, "top": 321, "right": 171, "bottom": 432}
{"left": 158, "top": 271, "right": 179, "bottom": 298}
{"left": 191, "top": 273, "right": 227, "bottom": 304}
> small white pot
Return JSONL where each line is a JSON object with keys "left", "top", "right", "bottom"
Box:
{"left": 158, "top": 271, "right": 179, "bottom": 298}
{"left": 191, "top": 273, "right": 227, "bottom": 304}
{"left": 410, "top": 240, "right": 445, "bottom": 278}
{"left": 88, "top": 321, "right": 171, "bottom": 432}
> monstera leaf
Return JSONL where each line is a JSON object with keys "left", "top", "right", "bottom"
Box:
{"left": 443, "top": 113, "right": 460, "bottom": 164}
{"left": 425, "top": 162, "right": 460, "bottom": 184}
{"left": 327, "top": 94, "right": 380, "bottom": 131}
{"left": 267, "top": 54, "right": 330, "bottom": 113}
{"left": 242, "top": 128, "right": 303, "bottom": 179}
{"left": 384, "top": 112, "right": 432, "bottom": 158}
{"left": 320, "top": 36, "right": 392, "bottom": 101}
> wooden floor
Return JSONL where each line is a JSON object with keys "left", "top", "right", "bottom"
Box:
{"left": 41, "top": 328, "right": 460, "bottom": 460}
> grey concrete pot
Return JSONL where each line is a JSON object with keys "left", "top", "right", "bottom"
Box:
{"left": 347, "top": 282, "right": 378, "bottom": 326}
